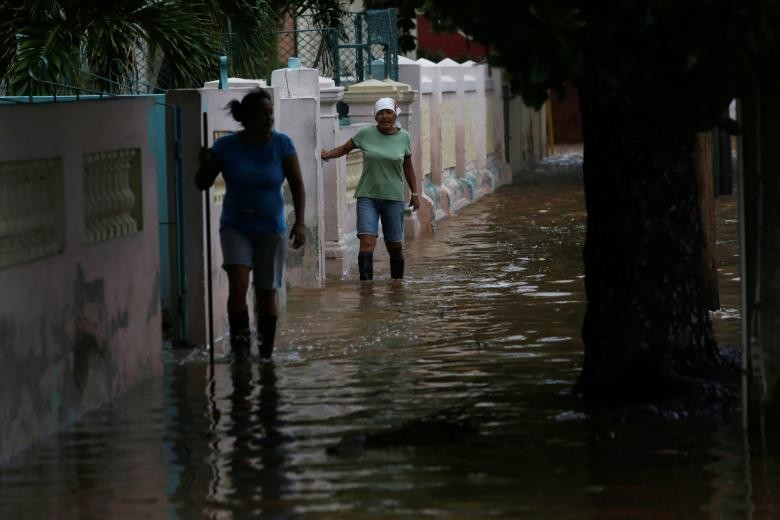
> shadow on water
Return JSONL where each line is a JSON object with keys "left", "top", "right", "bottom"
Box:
{"left": 1, "top": 152, "right": 780, "bottom": 518}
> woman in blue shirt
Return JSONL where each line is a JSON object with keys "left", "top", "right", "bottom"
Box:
{"left": 196, "top": 88, "right": 306, "bottom": 360}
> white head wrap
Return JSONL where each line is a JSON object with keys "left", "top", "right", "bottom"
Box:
{"left": 374, "top": 97, "right": 402, "bottom": 128}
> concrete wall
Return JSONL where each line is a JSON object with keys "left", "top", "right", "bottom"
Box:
{"left": 319, "top": 78, "right": 351, "bottom": 278}
{"left": 0, "top": 97, "right": 163, "bottom": 462}
{"left": 417, "top": 58, "right": 450, "bottom": 221}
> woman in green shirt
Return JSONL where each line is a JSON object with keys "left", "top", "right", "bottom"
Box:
{"left": 321, "top": 97, "right": 420, "bottom": 280}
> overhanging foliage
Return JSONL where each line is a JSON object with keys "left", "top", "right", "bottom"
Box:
{"left": 0, "top": 0, "right": 348, "bottom": 94}
{"left": 380, "top": 0, "right": 780, "bottom": 134}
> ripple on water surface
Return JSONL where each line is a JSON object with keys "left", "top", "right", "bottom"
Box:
{"left": 1, "top": 155, "right": 774, "bottom": 518}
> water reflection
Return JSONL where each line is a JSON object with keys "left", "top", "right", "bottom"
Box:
{"left": 165, "top": 355, "right": 210, "bottom": 519}
{"left": 1, "top": 153, "right": 778, "bottom": 518}
{"left": 206, "top": 361, "right": 290, "bottom": 517}
{"left": 712, "top": 191, "right": 741, "bottom": 345}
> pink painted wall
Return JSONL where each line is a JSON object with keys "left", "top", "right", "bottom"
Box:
{"left": 0, "top": 97, "right": 163, "bottom": 462}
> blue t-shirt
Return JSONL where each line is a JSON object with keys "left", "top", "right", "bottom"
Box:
{"left": 210, "top": 131, "right": 296, "bottom": 234}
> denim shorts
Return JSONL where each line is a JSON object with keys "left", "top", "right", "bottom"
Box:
{"left": 356, "top": 197, "right": 405, "bottom": 242}
{"left": 219, "top": 226, "right": 287, "bottom": 289}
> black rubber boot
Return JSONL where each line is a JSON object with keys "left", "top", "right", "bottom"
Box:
{"left": 229, "top": 309, "right": 251, "bottom": 360}
{"left": 358, "top": 252, "right": 373, "bottom": 281}
{"left": 257, "top": 315, "right": 278, "bottom": 360}
{"left": 389, "top": 249, "right": 405, "bottom": 279}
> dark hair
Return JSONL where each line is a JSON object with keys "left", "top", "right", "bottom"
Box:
{"left": 225, "top": 88, "right": 272, "bottom": 123}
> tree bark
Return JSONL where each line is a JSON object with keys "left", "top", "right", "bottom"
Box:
{"left": 694, "top": 131, "right": 720, "bottom": 311}
{"left": 574, "top": 90, "right": 725, "bottom": 404}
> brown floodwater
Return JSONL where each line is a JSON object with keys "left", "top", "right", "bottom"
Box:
{"left": 2, "top": 153, "right": 779, "bottom": 519}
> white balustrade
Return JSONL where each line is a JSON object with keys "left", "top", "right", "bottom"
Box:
{"left": 0, "top": 158, "right": 63, "bottom": 269}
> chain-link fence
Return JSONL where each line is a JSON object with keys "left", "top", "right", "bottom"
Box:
{"left": 274, "top": 28, "right": 339, "bottom": 78}
{"left": 276, "top": 8, "right": 399, "bottom": 87}
{"left": 10, "top": 8, "right": 399, "bottom": 96}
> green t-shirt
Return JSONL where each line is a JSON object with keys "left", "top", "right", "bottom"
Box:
{"left": 351, "top": 126, "right": 411, "bottom": 201}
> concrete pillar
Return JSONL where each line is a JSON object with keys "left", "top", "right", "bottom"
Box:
{"left": 465, "top": 62, "right": 494, "bottom": 197}
{"left": 461, "top": 64, "right": 482, "bottom": 199}
{"left": 417, "top": 58, "right": 451, "bottom": 221}
{"left": 436, "top": 59, "right": 469, "bottom": 212}
{"left": 397, "top": 56, "right": 434, "bottom": 234}
{"left": 438, "top": 58, "right": 466, "bottom": 181}
{"left": 397, "top": 58, "right": 422, "bottom": 177}
{"left": 318, "top": 77, "right": 350, "bottom": 278}
{"left": 465, "top": 61, "right": 487, "bottom": 169}
{"left": 271, "top": 67, "right": 325, "bottom": 289}
{"left": 489, "top": 67, "right": 513, "bottom": 185}
{"left": 342, "top": 78, "right": 399, "bottom": 122}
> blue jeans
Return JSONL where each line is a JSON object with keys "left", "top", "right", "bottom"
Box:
{"left": 356, "top": 197, "right": 405, "bottom": 242}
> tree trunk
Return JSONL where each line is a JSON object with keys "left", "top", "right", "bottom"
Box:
{"left": 694, "top": 131, "right": 720, "bottom": 311}
{"left": 574, "top": 90, "right": 726, "bottom": 405}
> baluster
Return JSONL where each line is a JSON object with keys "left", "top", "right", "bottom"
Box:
{"left": 119, "top": 150, "right": 137, "bottom": 234}
{"left": 98, "top": 153, "right": 112, "bottom": 241}
{"left": 82, "top": 149, "right": 140, "bottom": 244}
{"left": 83, "top": 154, "right": 97, "bottom": 243}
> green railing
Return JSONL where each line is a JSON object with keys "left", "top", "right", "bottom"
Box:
{"left": 276, "top": 8, "right": 399, "bottom": 86}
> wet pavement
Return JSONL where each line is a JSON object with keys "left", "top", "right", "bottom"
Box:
{"left": 1, "top": 152, "right": 778, "bottom": 519}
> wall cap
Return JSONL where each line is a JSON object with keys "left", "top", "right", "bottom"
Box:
{"left": 203, "top": 77, "right": 266, "bottom": 88}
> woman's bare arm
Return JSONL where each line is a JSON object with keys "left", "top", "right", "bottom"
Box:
{"left": 282, "top": 154, "right": 306, "bottom": 249}
{"left": 321, "top": 139, "right": 356, "bottom": 161}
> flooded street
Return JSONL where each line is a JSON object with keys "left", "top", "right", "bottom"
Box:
{"left": 2, "top": 153, "right": 779, "bottom": 519}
